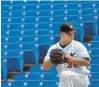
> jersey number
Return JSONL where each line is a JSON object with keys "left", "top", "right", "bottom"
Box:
{"left": 67, "top": 62, "right": 78, "bottom": 68}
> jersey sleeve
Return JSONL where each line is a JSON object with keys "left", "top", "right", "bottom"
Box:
{"left": 44, "top": 45, "right": 56, "bottom": 62}
{"left": 77, "top": 42, "right": 91, "bottom": 61}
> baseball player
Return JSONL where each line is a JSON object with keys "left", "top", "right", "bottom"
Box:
{"left": 43, "top": 23, "right": 90, "bottom": 87}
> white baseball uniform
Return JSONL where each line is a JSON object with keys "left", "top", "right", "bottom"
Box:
{"left": 44, "top": 40, "right": 90, "bottom": 87}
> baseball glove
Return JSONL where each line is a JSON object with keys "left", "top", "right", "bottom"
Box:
{"left": 50, "top": 48, "right": 68, "bottom": 65}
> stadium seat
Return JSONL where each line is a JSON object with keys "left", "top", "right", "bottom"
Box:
{"left": 7, "top": 58, "right": 21, "bottom": 72}
{"left": 1, "top": 81, "right": 9, "bottom": 87}
{"left": 91, "top": 72, "right": 99, "bottom": 79}
{"left": 90, "top": 64, "right": 99, "bottom": 72}
{"left": 14, "top": 74, "right": 27, "bottom": 81}
{"left": 74, "top": 30, "right": 81, "bottom": 41}
{"left": 29, "top": 65, "right": 43, "bottom": 73}
{"left": 91, "top": 80, "right": 99, "bottom": 87}
{"left": 28, "top": 73, "right": 41, "bottom": 81}
{"left": 43, "top": 81, "right": 58, "bottom": 87}
{"left": 53, "top": 36, "right": 60, "bottom": 44}
{"left": 83, "top": 22, "right": 95, "bottom": 42}
{"left": 91, "top": 57, "right": 99, "bottom": 64}
{"left": 38, "top": 44, "right": 49, "bottom": 64}
{"left": 10, "top": 81, "right": 25, "bottom": 87}
{"left": 24, "top": 51, "right": 35, "bottom": 65}
{"left": 91, "top": 41, "right": 99, "bottom": 48}
{"left": 43, "top": 72, "right": 59, "bottom": 81}
{"left": 26, "top": 81, "right": 42, "bottom": 87}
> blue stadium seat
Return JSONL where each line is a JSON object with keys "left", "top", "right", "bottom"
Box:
{"left": 23, "top": 17, "right": 36, "bottom": 23}
{"left": 39, "top": 1, "right": 50, "bottom": 6}
{"left": 67, "top": 16, "right": 79, "bottom": 22}
{"left": 39, "top": 17, "right": 50, "bottom": 23}
{"left": 14, "top": 74, "right": 27, "bottom": 81}
{"left": 81, "top": 9, "right": 93, "bottom": 15}
{"left": 1, "top": 18, "right": 8, "bottom": 23}
{"left": 13, "top": 1, "right": 23, "bottom": 5}
{"left": 6, "top": 50, "right": 19, "bottom": 58}
{"left": 43, "top": 72, "right": 59, "bottom": 81}
{"left": 91, "top": 72, "right": 99, "bottom": 79}
{"left": 90, "top": 64, "right": 99, "bottom": 72}
{"left": 38, "top": 36, "right": 50, "bottom": 44}
{"left": 11, "top": 12, "right": 22, "bottom": 17}
{"left": 1, "top": 30, "right": 6, "bottom": 36}
{"left": 39, "top": 4, "right": 50, "bottom": 11}
{"left": 1, "top": 12, "right": 9, "bottom": 17}
{"left": 1, "top": 24, "right": 7, "bottom": 30}
{"left": 10, "top": 18, "right": 21, "bottom": 23}
{"left": 1, "top": 81, "right": 9, "bottom": 87}
{"left": 91, "top": 50, "right": 99, "bottom": 57}
{"left": 25, "top": 4, "right": 36, "bottom": 11}
{"left": 24, "top": 11, "right": 37, "bottom": 17}
{"left": 94, "top": 2, "right": 99, "bottom": 8}
{"left": 66, "top": 2, "right": 78, "bottom": 9}
{"left": 23, "top": 24, "right": 35, "bottom": 30}
{"left": 53, "top": 2, "right": 64, "bottom": 10}
{"left": 10, "top": 81, "right": 24, "bottom": 87}
{"left": 7, "top": 58, "right": 21, "bottom": 72}
{"left": 28, "top": 73, "right": 40, "bottom": 80}
{"left": 72, "top": 22, "right": 80, "bottom": 30}
{"left": 7, "top": 43, "right": 19, "bottom": 50}
{"left": 8, "top": 37, "right": 19, "bottom": 43}
{"left": 53, "top": 16, "right": 64, "bottom": 23}
{"left": 66, "top": 10, "right": 78, "bottom": 16}
{"left": 38, "top": 44, "right": 49, "bottom": 63}
{"left": 39, "top": 44, "right": 49, "bottom": 58}
{"left": 74, "top": 30, "right": 81, "bottom": 41}
{"left": 37, "top": 30, "right": 50, "bottom": 35}
{"left": 22, "top": 36, "right": 35, "bottom": 43}
{"left": 91, "top": 41, "right": 99, "bottom": 48}
{"left": 91, "top": 81, "right": 99, "bottom": 87}
{"left": 29, "top": 65, "right": 43, "bottom": 73}
{"left": 43, "top": 81, "right": 58, "bottom": 87}
{"left": 1, "top": 5, "right": 9, "bottom": 11}
{"left": 1, "top": 1, "right": 10, "bottom": 5}
{"left": 81, "top": 2, "right": 93, "bottom": 9}
{"left": 52, "top": 23, "right": 62, "bottom": 32}
{"left": 53, "top": 10, "right": 64, "bottom": 17}
{"left": 24, "top": 51, "right": 35, "bottom": 64}
{"left": 10, "top": 24, "right": 21, "bottom": 30}
{"left": 91, "top": 57, "right": 99, "bottom": 64}
{"left": 81, "top": 15, "right": 94, "bottom": 22}
{"left": 92, "top": 36, "right": 99, "bottom": 40}
{"left": 11, "top": 5, "right": 23, "bottom": 11}
{"left": 53, "top": 36, "right": 60, "bottom": 44}
{"left": 38, "top": 11, "right": 50, "bottom": 17}
{"left": 1, "top": 50, "right": 4, "bottom": 58}
{"left": 84, "top": 22, "right": 95, "bottom": 37}
{"left": 9, "top": 31, "right": 20, "bottom": 36}
{"left": 1, "top": 36, "right": 5, "bottom": 43}
{"left": 22, "top": 30, "right": 35, "bottom": 36}
{"left": 37, "top": 23, "right": 49, "bottom": 30}
{"left": 26, "top": 81, "right": 42, "bottom": 87}
{"left": 22, "top": 43, "right": 35, "bottom": 50}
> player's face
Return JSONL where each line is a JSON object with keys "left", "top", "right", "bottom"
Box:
{"left": 60, "top": 30, "right": 75, "bottom": 43}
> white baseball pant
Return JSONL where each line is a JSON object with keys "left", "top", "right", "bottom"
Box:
{"left": 58, "top": 71, "right": 89, "bottom": 87}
